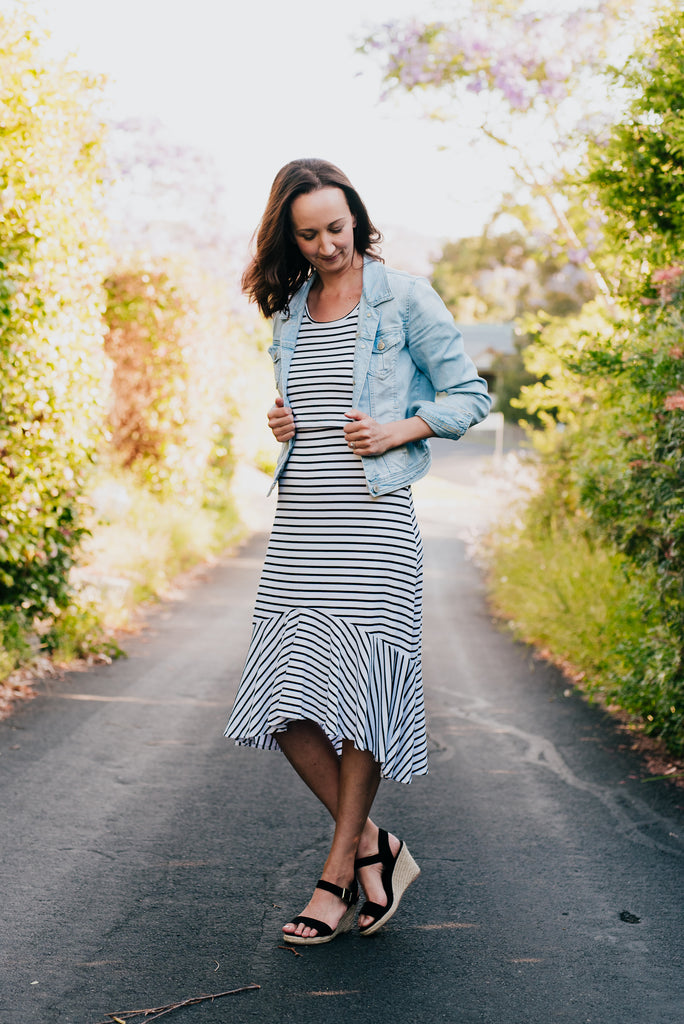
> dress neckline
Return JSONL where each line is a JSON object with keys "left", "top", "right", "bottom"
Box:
{"left": 304, "top": 301, "right": 360, "bottom": 325}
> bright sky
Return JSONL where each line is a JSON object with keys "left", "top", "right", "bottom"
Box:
{"left": 36, "top": 0, "right": 513, "bottom": 246}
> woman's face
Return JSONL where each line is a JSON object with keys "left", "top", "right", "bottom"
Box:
{"left": 289, "top": 187, "right": 357, "bottom": 277}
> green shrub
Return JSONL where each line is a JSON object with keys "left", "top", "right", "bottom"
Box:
{"left": 0, "top": 4, "right": 108, "bottom": 620}
{"left": 41, "top": 600, "right": 123, "bottom": 665}
{"left": 0, "top": 607, "right": 32, "bottom": 677}
{"left": 103, "top": 264, "right": 190, "bottom": 489}
{"left": 586, "top": 1, "right": 684, "bottom": 294}
{"left": 487, "top": 478, "right": 683, "bottom": 754}
{"left": 103, "top": 256, "right": 242, "bottom": 499}
{"left": 488, "top": 5, "right": 684, "bottom": 757}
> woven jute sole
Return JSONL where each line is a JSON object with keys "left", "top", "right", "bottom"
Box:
{"left": 359, "top": 842, "right": 421, "bottom": 937}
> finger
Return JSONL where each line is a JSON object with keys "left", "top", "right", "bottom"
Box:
{"left": 343, "top": 420, "right": 369, "bottom": 437}
{"left": 269, "top": 404, "right": 289, "bottom": 416}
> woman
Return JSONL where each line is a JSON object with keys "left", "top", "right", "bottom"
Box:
{"left": 225, "top": 159, "right": 490, "bottom": 944}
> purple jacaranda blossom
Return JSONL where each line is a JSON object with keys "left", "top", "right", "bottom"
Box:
{"left": 466, "top": 78, "right": 487, "bottom": 95}
{"left": 540, "top": 78, "right": 570, "bottom": 102}
{"left": 568, "top": 247, "right": 590, "bottom": 265}
{"left": 370, "top": 5, "right": 608, "bottom": 115}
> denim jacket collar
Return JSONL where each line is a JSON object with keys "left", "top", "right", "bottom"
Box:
{"left": 283, "top": 256, "right": 392, "bottom": 322}
{"left": 361, "top": 257, "right": 394, "bottom": 306}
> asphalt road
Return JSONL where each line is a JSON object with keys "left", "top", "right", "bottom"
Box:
{"left": 1, "top": 441, "right": 683, "bottom": 1024}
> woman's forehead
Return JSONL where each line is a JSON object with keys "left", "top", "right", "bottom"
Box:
{"left": 290, "top": 187, "right": 350, "bottom": 227}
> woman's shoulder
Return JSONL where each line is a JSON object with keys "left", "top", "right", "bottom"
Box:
{"left": 383, "top": 263, "right": 424, "bottom": 282}
{"left": 365, "top": 258, "right": 441, "bottom": 313}
{"left": 363, "top": 258, "right": 429, "bottom": 299}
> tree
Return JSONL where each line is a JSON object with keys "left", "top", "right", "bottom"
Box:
{"left": 432, "top": 229, "right": 594, "bottom": 323}
{"left": 586, "top": 2, "right": 684, "bottom": 294}
{"left": 361, "top": 0, "right": 653, "bottom": 304}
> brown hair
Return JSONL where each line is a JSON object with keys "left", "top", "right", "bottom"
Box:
{"left": 242, "top": 158, "right": 383, "bottom": 317}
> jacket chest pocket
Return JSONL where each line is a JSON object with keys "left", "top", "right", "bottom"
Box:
{"left": 366, "top": 331, "right": 403, "bottom": 379}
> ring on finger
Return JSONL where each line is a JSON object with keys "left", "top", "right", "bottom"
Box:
{"left": 349, "top": 440, "right": 356, "bottom": 451}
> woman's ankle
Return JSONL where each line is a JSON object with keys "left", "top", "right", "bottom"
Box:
{"left": 357, "top": 820, "right": 380, "bottom": 858}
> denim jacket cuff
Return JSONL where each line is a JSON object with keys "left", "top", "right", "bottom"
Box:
{"left": 414, "top": 403, "right": 473, "bottom": 439}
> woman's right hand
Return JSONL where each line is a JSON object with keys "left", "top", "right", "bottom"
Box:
{"left": 267, "top": 396, "right": 296, "bottom": 442}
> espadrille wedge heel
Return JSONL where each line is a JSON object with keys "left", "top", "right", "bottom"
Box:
{"left": 355, "top": 828, "right": 420, "bottom": 936}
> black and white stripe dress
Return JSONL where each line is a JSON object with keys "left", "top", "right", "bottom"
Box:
{"left": 224, "top": 304, "right": 428, "bottom": 783}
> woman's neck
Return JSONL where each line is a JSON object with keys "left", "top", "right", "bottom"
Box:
{"left": 313, "top": 254, "right": 363, "bottom": 298}
{"left": 308, "top": 256, "right": 363, "bottom": 322}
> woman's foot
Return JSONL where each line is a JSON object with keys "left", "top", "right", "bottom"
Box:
{"left": 355, "top": 825, "right": 401, "bottom": 929}
{"left": 282, "top": 878, "right": 357, "bottom": 942}
{"left": 355, "top": 826, "right": 420, "bottom": 934}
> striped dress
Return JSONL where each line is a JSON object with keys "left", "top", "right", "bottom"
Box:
{"left": 224, "top": 304, "right": 428, "bottom": 783}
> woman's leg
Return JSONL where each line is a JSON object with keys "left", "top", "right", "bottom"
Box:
{"left": 277, "top": 722, "right": 384, "bottom": 843}
{"left": 276, "top": 719, "right": 341, "bottom": 818}
{"left": 277, "top": 725, "right": 384, "bottom": 938}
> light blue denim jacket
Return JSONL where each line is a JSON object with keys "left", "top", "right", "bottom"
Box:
{"left": 268, "top": 257, "right": 491, "bottom": 497}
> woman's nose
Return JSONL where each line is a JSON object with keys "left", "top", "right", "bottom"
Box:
{"left": 320, "top": 234, "right": 336, "bottom": 255}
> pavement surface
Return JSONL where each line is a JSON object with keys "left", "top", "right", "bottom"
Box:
{"left": 1, "top": 431, "right": 683, "bottom": 1024}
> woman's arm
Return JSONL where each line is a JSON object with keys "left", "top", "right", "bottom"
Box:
{"left": 405, "top": 277, "right": 491, "bottom": 437}
{"left": 343, "top": 410, "right": 434, "bottom": 456}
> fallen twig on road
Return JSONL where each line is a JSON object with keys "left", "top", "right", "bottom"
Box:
{"left": 278, "top": 944, "right": 303, "bottom": 957}
{"left": 92, "top": 984, "right": 260, "bottom": 1023}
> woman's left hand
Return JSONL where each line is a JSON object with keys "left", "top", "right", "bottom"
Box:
{"left": 343, "top": 410, "right": 392, "bottom": 455}
{"left": 343, "top": 410, "right": 435, "bottom": 455}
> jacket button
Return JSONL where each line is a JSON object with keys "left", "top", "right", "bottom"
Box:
{"left": 377, "top": 341, "right": 385, "bottom": 351}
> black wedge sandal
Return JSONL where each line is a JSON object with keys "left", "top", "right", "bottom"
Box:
{"left": 355, "top": 828, "right": 420, "bottom": 936}
{"left": 282, "top": 878, "right": 359, "bottom": 945}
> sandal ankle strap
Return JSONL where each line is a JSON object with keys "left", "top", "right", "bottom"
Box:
{"left": 315, "top": 878, "right": 358, "bottom": 906}
{"left": 354, "top": 852, "right": 382, "bottom": 869}
{"left": 355, "top": 828, "right": 392, "bottom": 871}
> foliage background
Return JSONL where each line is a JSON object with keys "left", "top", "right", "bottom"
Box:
{"left": 493, "top": 2, "right": 684, "bottom": 754}
{"left": 369, "top": 0, "right": 684, "bottom": 755}
{"left": 0, "top": 7, "right": 109, "bottom": 674}
{"left": 0, "top": 4, "right": 270, "bottom": 687}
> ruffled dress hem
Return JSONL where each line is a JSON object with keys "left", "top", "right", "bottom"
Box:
{"left": 224, "top": 607, "right": 428, "bottom": 785}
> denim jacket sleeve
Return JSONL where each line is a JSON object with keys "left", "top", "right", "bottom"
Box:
{"left": 404, "top": 276, "right": 491, "bottom": 438}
